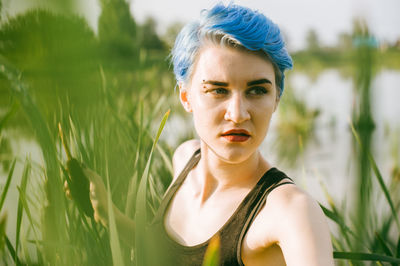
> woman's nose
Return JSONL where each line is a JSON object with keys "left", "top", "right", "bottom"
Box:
{"left": 224, "top": 93, "right": 250, "bottom": 123}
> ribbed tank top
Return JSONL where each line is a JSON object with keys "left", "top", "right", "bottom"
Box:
{"left": 146, "top": 149, "right": 294, "bottom": 266}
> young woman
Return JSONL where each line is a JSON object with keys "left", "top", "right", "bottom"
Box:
{"left": 82, "top": 3, "right": 334, "bottom": 265}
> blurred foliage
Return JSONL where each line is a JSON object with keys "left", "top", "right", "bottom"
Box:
{"left": 275, "top": 86, "right": 320, "bottom": 167}
{"left": 305, "top": 28, "right": 320, "bottom": 51}
{"left": 292, "top": 25, "right": 400, "bottom": 81}
{"left": 0, "top": 9, "right": 102, "bottom": 135}
{"left": 320, "top": 19, "right": 400, "bottom": 266}
{"left": 0, "top": 0, "right": 176, "bottom": 264}
{"left": 162, "top": 21, "right": 184, "bottom": 49}
{"left": 0, "top": 0, "right": 399, "bottom": 264}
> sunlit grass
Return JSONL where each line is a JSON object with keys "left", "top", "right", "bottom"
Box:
{"left": 0, "top": 4, "right": 399, "bottom": 266}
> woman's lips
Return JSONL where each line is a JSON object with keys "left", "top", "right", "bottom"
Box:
{"left": 221, "top": 129, "right": 251, "bottom": 142}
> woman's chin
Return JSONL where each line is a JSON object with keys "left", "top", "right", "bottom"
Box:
{"left": 200, "top": 138, "right": 258, "bottom": 164}
{"left": 216, "top": 147, "right": 254, "bottom": 164}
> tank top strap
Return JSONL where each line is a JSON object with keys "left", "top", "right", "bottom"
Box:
{"left": 234, "top": 168, "right": 294, "bottom": 265}
{"left": 152, "top": 148, "right": 201, "bottom": 223}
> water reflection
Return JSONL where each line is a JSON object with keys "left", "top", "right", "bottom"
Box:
{"left": 264, "top": 69, "right": 399, "bottom": 205}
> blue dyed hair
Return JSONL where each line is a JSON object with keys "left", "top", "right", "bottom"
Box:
{"left": 171, "top": 3, "right": 293, "bottom": 97}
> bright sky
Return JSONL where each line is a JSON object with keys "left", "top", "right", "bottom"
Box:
{"left": 129, "top": 0, "right": 400, "bottom": 50}
{"left": 3, "top": 0, "right": 400, "bottom": 51}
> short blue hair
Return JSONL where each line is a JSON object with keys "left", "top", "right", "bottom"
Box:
{"left": 171, "top": 3, "right": 293, "bottom": 97}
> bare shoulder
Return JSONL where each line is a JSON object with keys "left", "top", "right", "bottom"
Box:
{"left": 255, "top": 183, "right": 334, "bottom": 265}
{"left": 172, "top": 139, "right": 200, "bottom": 179}
{"left": 266, "top": 184, "right": 323, "bottom": 220}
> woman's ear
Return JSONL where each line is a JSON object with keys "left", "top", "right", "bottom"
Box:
{"left": 273, "top": 96, "right": 280, "bottom": 112}
{"left": 179, "top": 83, "right": 192, "bottom": 113}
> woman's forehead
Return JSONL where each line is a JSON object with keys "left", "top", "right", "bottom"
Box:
{"left": 193, "top": 45, "right": 275, "bottom": 82}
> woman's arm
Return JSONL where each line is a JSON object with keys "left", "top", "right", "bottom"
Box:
{"left": 271, "top": 186, "right": 334, "bottom": 266}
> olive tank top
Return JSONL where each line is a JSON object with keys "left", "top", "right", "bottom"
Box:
{"left": 146, "top": 149, "right": 294, "bottom": 265}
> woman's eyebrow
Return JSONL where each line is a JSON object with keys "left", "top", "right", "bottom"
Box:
{"left": 247, "top": 79, "right": 272, "bottom": 86}
{"left": 202, "top": 79, "right": 271, "bottom": 87}
{"left": 201, "top": 80, "right": 229, "bottom": 86}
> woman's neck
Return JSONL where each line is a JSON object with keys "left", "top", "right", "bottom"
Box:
{"left": 191, "top": 142, "right": 270, "bottom": 203}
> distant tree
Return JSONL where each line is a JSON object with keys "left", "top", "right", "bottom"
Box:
{"left": 1, "top": 0, "right": 78, "bottom": 16}
{"left": 0, "top": 10, "right": 101, "bottom": 120}
{"left": 305, "top": 28, "right": 320, "bottom": 51}
{"left": 98, "top": 0, "right": 138, "bottom": 67}
{"left": 338, "top": 32, "right": 352, "bottom": 50}
{"left": 137, "top": 16, "right": 165, "bottom": 50}
{"left": 395, "top": 39, "right": 400, "bottom": 49}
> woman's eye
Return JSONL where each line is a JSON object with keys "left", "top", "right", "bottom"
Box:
{"left": 210, "top": 88, "right": 228, "bottom": 95}
{"left": 247, "top": 86, "right": 268, "bottom": 95}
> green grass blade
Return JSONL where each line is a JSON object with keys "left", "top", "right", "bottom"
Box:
{"left": 5, "top": 236, "right": 22, "bottom": 265}
{"left": 148, "top": 173, "right": 162, "bottom": 214}
{"left": 125, "top": 171, "right": 138, "bottom": 218}
{"left": 0, "top": 101, "right": 18, "bottom": 133}
{"left": 202, "top": 235, "right": 220, "bottom": 266}
{"left": 349, "top": 120, "right": 400, "bottom": 230}
{"left": 16, "top": 186, "right": 40, "bottom": 247}
{"left": 135, "top": 109, "right": 170, "bottom": 265}
{"left": 331, "top": 234, "right": 346, "bottom": 253}
{"left": 0, "top": 159, "right": 16, "bottom": 211}
{"left": 333, "top": 251, "right": 400, "bottom": 263}
{"left": 106, "top": 171, "right": 125, "bottom": 266}
{"left": 2, "top": 57, "right": 66, "bottom": 262}
{"left": 319, "top": 204, "right": 354, "bottom": 237}
{"left": 0, "top": 212, "right": 7, "bottom": 250}
{"left": 396, "top": 236, "right": 400, "bottom": 258}
{"left": 319, "top": 180, "right": 354, "bottom": 249}
{"left": 125, "top": 102, "right": 143, "bottom": 217}
{"left": 16, "top": 159, "right": 30, "bottom": 265}
{"left": 374, "top": 232, "right": 393, "bottom": 256}
{"left": 157, "top": 145, "right": 173, "bottom": 176}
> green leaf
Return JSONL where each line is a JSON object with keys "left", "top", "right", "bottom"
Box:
{"left": 16, "top": 186, "right": 40, "bottom": 248}
{"left": 0, "top": 159, "right": 16, "bottom": 211}
{"left": 125, "top": 171, "right": 138, "bottom": 218}
{"left": 16, "top": 159, "right": 30, "bottom": 265}
{"left": 5, "top": 236, "right": 22, "bottom": 265}
{"left": 350, "top": 120, "right": 400, "bottom": 231}
{"left": 15, "top": 159, "right": 31, "bottom": 264}
{"left": 320, "top": 204, "right": 354, "bottom": 237}
{"left": 0, "top": 101, "right": 18, "bottom": 133}
{"left": 157, "top": 145, "right": 173, "bottom": 176}
{"left": 135, "top": 109, "right": 170, "bottom": 266}
{"left": 125, "top": 102, "right": 143, "bottom": 217}
{"left": 0, "top": 212, "right": 7, "bottom": 250}
{"left": 106, "top": 170, "right": 125, "bottom": 266}
{"left": 2, "top": 56, "right": 67, "bottom": 263}
{"left": 202, "top": 235, "right": 220, "bottom": 266}
{"left": 374, "top": 232, "right": 393, "bottom": 257}
{"left": 334, "top": 251, "right": 400, "bottom": 263}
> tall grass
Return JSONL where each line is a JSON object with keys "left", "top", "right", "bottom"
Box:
{"left": 1, "top": 3, "right": 399, "bottom": 266}
{"left": 0, "top": 58, "right": 173, "bottom": 264}
{"left": 319, "top": 20, "right": 400, "bottom": 265}
{"left": 321, "top": 121, "right": 400, "bottom": 264}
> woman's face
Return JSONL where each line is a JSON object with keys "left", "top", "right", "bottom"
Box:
{"left": 180, "top": 45, "right": 278, "bottom": 163}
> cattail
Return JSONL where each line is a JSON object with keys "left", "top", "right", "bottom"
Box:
{"left": 58, "top": 123, "right": 94, "bottom": 218}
